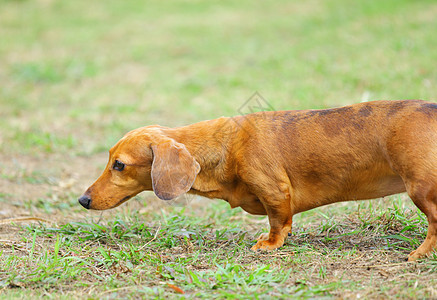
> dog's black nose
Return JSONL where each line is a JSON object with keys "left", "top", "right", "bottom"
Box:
{"left": 78, "top": 195, "right": 91, "bottom": 209}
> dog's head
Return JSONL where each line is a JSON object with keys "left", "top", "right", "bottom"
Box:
{"left": 78, "top": 126, "right": 201, "bottom": 210}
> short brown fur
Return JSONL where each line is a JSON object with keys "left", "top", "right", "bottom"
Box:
{"left": 79, "top": 100, "right": 437, "bottom": 261}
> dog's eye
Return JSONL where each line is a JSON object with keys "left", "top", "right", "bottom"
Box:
{"left": 113, "top": 160, "right": 125, "bottom": 171}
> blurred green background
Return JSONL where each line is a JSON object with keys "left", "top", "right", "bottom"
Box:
{"left": 1, "top": 1, "right": 437, "bottom": 298}
{"left": 1, "top": 0, "right": 436, "bottom": 157}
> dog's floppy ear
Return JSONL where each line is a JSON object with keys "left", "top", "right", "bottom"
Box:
{"left": 151, "top": 140, "right": 200, "bottom": 200}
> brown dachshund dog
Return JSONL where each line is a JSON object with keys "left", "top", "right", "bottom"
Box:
{"left": 79, "top": 100, "right": 437, "bottom": 261}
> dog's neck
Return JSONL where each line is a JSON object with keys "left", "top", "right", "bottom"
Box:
{"left": 162, "top": 117, "right": 241, "bottom": 194}
{"left": 163, "top": 117, "right": 238, "bottom": 167}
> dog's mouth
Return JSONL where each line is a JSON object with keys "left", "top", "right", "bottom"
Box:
{"left": 113, "top": 195, "right": 133, "bottom": 208}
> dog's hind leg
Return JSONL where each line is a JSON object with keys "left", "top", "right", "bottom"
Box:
{"left": 405, "top": 181, "right": 437, "bottom": 261}
{"left": 385, "top": 117, "right": 437, "bottom": 260}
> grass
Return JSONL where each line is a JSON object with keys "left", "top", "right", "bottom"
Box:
{"left": 0, "top": 0, "right": 437, "bottom": 298}
{"left": 1, "top": 200, "right": 436, "bottom": 298}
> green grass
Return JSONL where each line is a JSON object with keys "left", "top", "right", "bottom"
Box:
{"left": 0, "top": 0, "right": 437, "bottom": 298}
{"left": 1, "top": 200, "right": 436, "bottom": 298}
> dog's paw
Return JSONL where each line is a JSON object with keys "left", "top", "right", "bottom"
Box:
{"left": 250, "top": 237, "right": 284, "bottom": 251}
{"left": 407, "top": 250, "right": 424, "bottom": 262}
{"left": 251, "top": 241, "right": 275, "bottom": 251}
{"left": 257, "top": 232, "right": 269, "bottom": 242}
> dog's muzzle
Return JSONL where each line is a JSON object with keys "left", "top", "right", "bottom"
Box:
{"left": 78, "top": 195, "right": 92, "bottom": 209}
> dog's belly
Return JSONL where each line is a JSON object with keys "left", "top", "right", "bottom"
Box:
{"left": 293, "top": 165, "right": 407, "bottom": 213}
{"left": 344, "top": 174, "right": 406, "bottom": 200}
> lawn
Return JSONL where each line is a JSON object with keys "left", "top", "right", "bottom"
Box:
{"left": 0, "top": 0, "right": 437, "bottom": 298}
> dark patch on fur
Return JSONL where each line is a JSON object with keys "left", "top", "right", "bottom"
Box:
{"left": 387, "top": 101, "right": 408, "bottom": 117}
{"left": 416, "top": 102, "right": 437, "bottom": 118}
{"left": 304, "top": 170, "right": 322, "bottom": 183}
{"left": 422, "top": 103, "right": 437, "bottom": 110}
{"left": 313, "top": 107, "right": 363, "bottom": 136}
{"left": 351, "top": 119, "right": 364, "bottom": 130}
{"left": 279, "top": 111, "right": 309, "bottom": 130}
{"left": 307, "top": 106, "right": 354, "bottom": 117}
{"left": 279, "top": 106, "right": 365, "bottom": 136}
{"left": 358, "top": 105, "right": 373, "bottom": 117}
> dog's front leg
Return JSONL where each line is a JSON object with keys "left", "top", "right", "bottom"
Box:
{"left": 251, "top": 200, "right": 293, "bottom": 251}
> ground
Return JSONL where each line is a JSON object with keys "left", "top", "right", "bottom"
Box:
{"left": 1, "top": 0, "right": 437, "bottom": 298}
